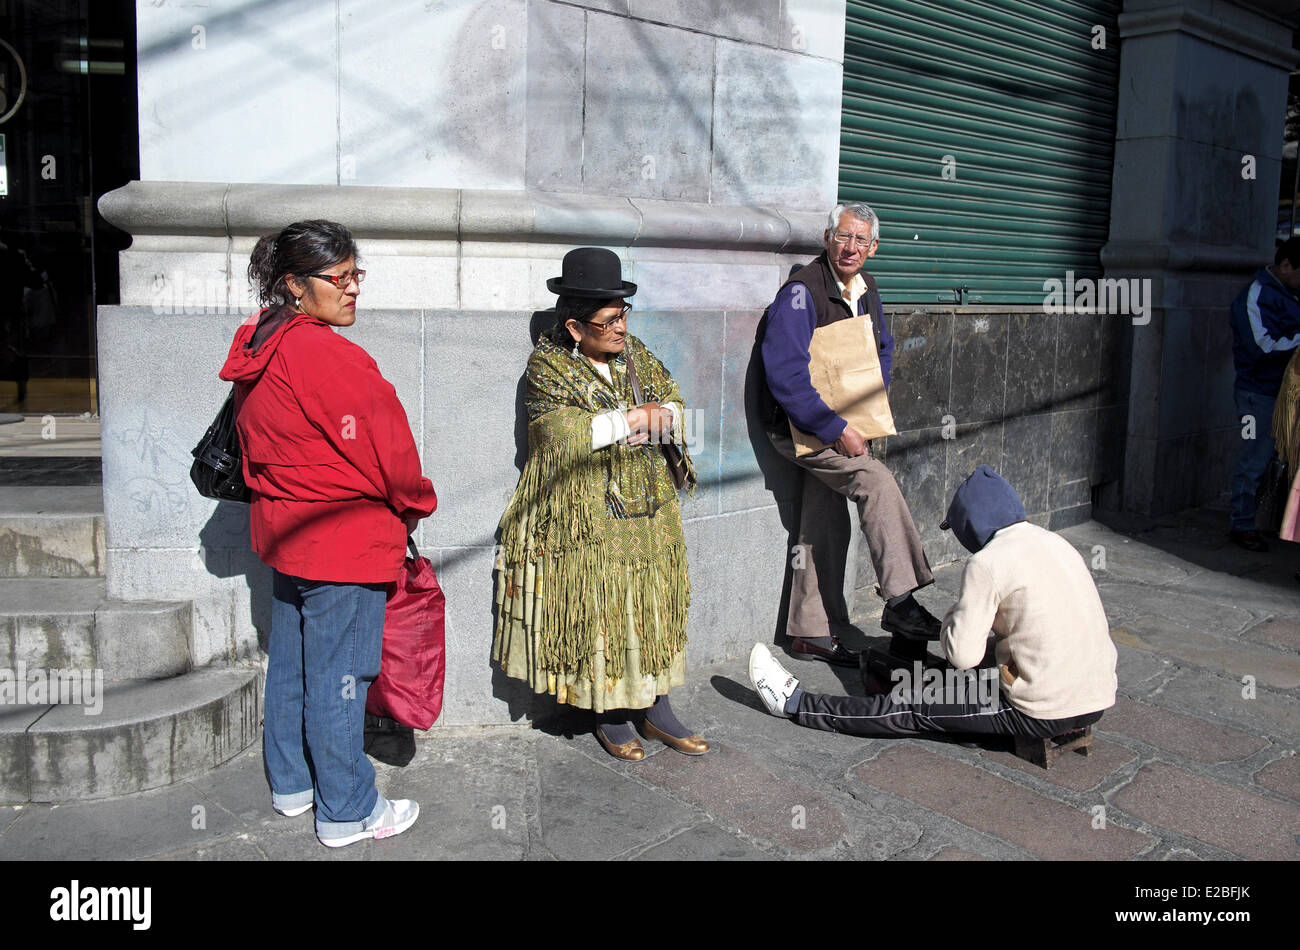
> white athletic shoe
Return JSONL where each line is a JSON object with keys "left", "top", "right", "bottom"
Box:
{"left": 748, "top": 643, "right": 800, "bottom": 718}
{"left": 319, "top": 797, "right": 420, "bottom": 848}
{"left": 274, "top": 802, "right": 313, "bottom": 818}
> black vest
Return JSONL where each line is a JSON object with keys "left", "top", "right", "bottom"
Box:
{"left": 757, "top": 252, "right": 883, "bottom": 431}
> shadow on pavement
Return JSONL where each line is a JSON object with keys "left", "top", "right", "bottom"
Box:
{"left": 1095, "top": 503, "right": 1300, "bottom": 595}
{"left": 364, "top": 716, "right": 417, "bottom": 767}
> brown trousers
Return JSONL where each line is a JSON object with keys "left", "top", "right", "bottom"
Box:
{"left": 768, "top": 429, "right": 933, "bottom": 640}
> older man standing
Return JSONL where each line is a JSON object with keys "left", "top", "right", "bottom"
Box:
{"left": 759, "top": 202, "right": 939, "bottom": 665}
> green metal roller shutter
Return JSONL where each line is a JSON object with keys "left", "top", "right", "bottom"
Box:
{"left": 840, "top": 0, "right": 1121, "bottom": 304}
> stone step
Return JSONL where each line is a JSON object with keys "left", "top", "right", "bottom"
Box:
{"left": 0, "top": 578, "right": 191, "bottom": 680}
{"left": 0, "top": 666, "right": 261, "bottom": 803}
{"left": 0, "top": 486, "right": 105, "bottom": 578}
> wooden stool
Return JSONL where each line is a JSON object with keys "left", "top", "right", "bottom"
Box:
{"left": 1013, "top": 726, "right": 1093, "bottom": 769}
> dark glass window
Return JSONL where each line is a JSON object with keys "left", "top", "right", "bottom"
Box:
{"left": 0, "top": 0, "right": 137, "bottom": 415}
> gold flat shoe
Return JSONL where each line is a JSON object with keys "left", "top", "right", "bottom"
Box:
{"left": 595, "top": 726, "right": 644, "bottom": 761}
{"left": 642, "top": 719, "right": 709, "bottom": 756}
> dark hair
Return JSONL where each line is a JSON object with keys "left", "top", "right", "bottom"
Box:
{"left": 248, "top": 220, "right": 360, "bottom": 308}
{"left": 1277, "top": 237, "right": 1300, "bottom": 269}
{"left": 547, "top": 295, "right": 612, "bottom": 346}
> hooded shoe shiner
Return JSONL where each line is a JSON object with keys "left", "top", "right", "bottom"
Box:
{"left": 748, "top": 465, "right": 1117, "bottom": 741}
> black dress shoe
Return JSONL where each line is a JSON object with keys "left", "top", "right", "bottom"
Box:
{"left": 881, "top": 599, "right": 942, "bottom": 641}
{"left": 1228, "top": 529, "right": 1269, "bottom": 552}
{"left": 788, "top": 636, "right": 860, "bottom": 667}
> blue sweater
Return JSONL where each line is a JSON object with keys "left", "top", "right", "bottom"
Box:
{"left": 761, "top": 275, "right": 895, "bottom": 444}
{"left": 1230, "top": 267, "right": 1300, "bottom": 396}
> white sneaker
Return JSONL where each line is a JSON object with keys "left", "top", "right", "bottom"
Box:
{"left": 748, "top": 643, "right": 800, "bottom": 718}
{"left": 318, "top": 797, "right": 420, "bottom": 848}
{"left": 274, "top": 802, "right": 313, "bottom": 818}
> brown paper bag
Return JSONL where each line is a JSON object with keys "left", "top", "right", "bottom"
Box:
{"left": 791, "top": 314, "right": 896, "bottom": 457}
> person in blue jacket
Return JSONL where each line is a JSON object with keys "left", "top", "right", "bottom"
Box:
{"left": 758, "top": 202, "right": 938, "bottom": 667}
{"left": 1228, "top": 237, "right": 1300, "bottom": 551}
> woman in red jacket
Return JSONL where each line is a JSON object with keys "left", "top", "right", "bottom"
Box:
{"left": 219, "top": 220, "right": 436, "bottom": 848}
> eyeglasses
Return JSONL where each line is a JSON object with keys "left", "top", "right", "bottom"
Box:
{"left": 829, "top": 232, "right": 875, "bottom": 249}
{"left": 583, "top": 305, "right": 632, "bottom": 332}
{"left": 307, "top": 270, "right": 366, "bottom": 288}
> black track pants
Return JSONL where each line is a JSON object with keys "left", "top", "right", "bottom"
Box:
{"left": 793, "top": 689, "right": 1104, "bottom": 739}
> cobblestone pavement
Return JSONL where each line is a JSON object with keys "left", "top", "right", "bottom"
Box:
{"left": 2, "top": 508, "right": 1297, "bottom": 861}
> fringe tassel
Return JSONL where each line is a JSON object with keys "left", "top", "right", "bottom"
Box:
{"left": 498, "top": 399, "right": 692, "bottom": 682}
{"left": 1276, "top": 353, "right": 1300, "bottom": 478}
{"left": 500, "top": 408, "right": 598, "bottom": 563}
{"left": 533, "top": 542, "right": 690, "bottom": 681}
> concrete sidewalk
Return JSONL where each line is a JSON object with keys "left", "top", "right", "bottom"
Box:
{"left": 2, "top": 508, "right": 1298, "bottom": 861}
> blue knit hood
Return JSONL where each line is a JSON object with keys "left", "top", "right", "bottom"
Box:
{"left": 942, "top": 464, "right": 1027, "bottom": 553}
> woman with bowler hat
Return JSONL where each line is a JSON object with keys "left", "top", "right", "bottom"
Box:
{"left": 493, "top": 247, "right": 707, "bottom": 760}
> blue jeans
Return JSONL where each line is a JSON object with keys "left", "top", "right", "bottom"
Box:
{"left": 265, "top": 571, "right": 388, "bottom": 839}
{"left": 1231, "top": 388, "right": 1278, "bottom": 531}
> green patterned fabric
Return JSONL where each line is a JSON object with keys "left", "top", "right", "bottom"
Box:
{"left": 493, "top": 333, "right": 696, "bottom": 707}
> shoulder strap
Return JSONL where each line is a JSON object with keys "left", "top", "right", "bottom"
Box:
{"left": 861, "top": 272, "right": 882, "bottom": 323}
{"left": 625, "top": 353, "right": 644, "bottom": 404}
{"left": 860, "top": 272, "right": 884, "bottom": 353}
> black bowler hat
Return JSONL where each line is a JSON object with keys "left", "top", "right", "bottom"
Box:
{"left": 546, "top": 247, "right": 637, "bottom": 299}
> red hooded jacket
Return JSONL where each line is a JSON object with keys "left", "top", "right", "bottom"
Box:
{"left": 219, "top": 310, "right": 436, "bottom": 583}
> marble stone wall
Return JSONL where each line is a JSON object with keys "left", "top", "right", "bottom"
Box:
{"left": 851, "top": 306, "right": 1131, "bottom": 614}
{"left": 136, "top": 0, "right": 845, "bottom": 210}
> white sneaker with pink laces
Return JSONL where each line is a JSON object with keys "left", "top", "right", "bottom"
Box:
{"left": 318, "top": 796, "right": 419, "bottom": 848}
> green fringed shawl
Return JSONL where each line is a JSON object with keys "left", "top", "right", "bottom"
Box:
{"left": 497, "top": 334, "right": 696, "bottom": 681}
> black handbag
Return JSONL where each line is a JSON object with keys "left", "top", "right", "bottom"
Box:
{"left": 190, "top": 388, "right": 251, "bottom": 503}
{"left": 625, "top": 357, "right": 695, "bottom": 492}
